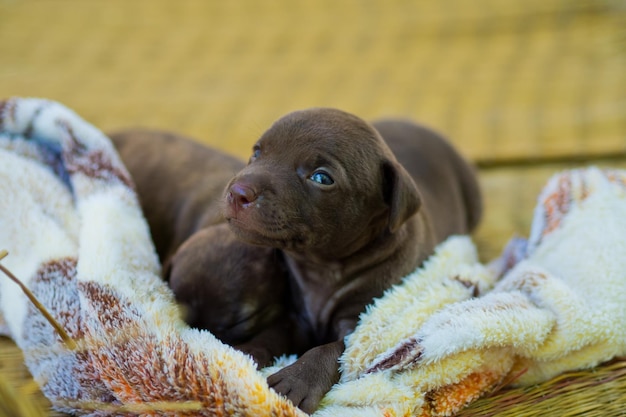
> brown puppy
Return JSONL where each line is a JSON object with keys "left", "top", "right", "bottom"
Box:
{"left": 167, "top": 223, "right": 294, "bottom": 367}
{"left": 109, "top": 129, "right": 244, "bottom": 265}
{"left": 109, "top": 129, "right": 295, "bottom": 365}
{"left": 223, "top": 108, "right": 482, "bottom": 412}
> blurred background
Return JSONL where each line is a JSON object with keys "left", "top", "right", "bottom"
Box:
{"left": 1, "top": 1, "right": 624, "bottom": 160}
{"left": 0, "top": 1, "right": 625, "bottom": 414}
{"left": 1, "top": 0, "right": 625, "bottom": 256}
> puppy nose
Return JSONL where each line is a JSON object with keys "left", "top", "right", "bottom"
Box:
{"left": 228, "top": 183, "right": 258, "bottom": 208}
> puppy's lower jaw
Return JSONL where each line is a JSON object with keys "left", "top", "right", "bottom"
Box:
{"left": 226, "top": 217, "right": 308, "bottom": 251}
{"left": 226, "top": 217, "right": 276, "bottom": 245}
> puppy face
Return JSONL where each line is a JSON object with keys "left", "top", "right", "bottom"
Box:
{"left": 223, "top": 108, "right": 420, "bottom": 260}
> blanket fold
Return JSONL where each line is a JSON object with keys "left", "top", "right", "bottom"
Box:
{"left": 1, "top": 97, "right": 624, "bottom": 417}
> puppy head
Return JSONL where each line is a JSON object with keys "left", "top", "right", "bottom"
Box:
{"left": 167, "top": 224, "right": 286, "bottom": 344}
{"left": 223, "top": 108, "right": 421, "bottom": 260}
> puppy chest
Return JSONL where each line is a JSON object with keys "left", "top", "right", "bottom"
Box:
{"left": 285, "top": 256, "right": 345, "bottom": 341}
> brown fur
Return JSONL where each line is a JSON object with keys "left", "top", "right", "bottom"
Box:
{"left": 109, "top": 129, "right": 243, "bottom": 264}
{"left": 223, "top": 108, "right": 482, "bottom": 412}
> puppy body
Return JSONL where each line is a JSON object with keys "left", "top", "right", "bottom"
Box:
{"left": 109, "top": 129, "right": 244, "bottom": 264}
{"left": 224, "top": 108, "right": 482, "bottom": 412}
{"left": 110, "top": 129, "right": 295, "bottom": 365}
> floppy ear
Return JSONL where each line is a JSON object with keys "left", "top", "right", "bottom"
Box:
{"left": 382, "top": 160, "right": 422, "bottom": 233}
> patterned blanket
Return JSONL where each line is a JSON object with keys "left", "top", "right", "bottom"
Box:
{"left": 0, "top": 97, "right": 624, "bottom": 417}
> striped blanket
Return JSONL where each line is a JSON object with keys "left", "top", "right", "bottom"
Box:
{"left": 0, "top": 97, "right": 624, "bottom": 416}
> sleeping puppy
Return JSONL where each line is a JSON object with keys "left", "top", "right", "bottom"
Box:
{"left": 109, "top": 129, "right": 296, "bottom": 365}
{"left": 167, "top": 223, "right": 296, "bottom": 367}
{"left": 223, "top": 108, "right": 482, "bottom": 412}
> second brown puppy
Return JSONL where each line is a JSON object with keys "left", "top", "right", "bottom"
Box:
{"left": 110, "top": 129, "right": 295, "bottom": 366}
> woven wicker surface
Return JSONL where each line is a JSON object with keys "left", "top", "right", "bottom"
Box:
{"left": 1, "top": 0, "right": 624, "bottom": 162}
{"left": 1, "top": 0, "right": 625, "bottom": 416}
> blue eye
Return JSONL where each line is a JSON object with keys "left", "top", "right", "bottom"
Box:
{"left": 310, "top": 171, "right": 334, "bottom": 185}
{"left": 249, "top": 147, "right": 261, "bottom": 163}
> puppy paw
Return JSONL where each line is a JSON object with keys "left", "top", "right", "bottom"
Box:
{"left": 267, "top": 342, "right": 342, "bottom": 413}
{"left": 268, "top": 368, "right": 327, "bottom": 413}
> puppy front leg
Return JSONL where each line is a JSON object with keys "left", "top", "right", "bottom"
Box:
{"left": 268, "top": 340, "right": 343, "bottom": 413}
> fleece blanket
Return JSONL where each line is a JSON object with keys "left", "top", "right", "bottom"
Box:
{"left": 0, "top": 97, "right": 625, "bottom": 417}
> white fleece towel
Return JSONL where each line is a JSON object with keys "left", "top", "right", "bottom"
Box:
{"left": 1, "top": 97, "right": 625, "bottom": 417}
